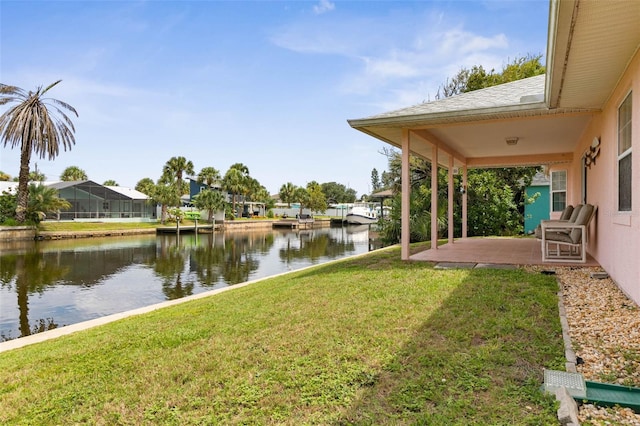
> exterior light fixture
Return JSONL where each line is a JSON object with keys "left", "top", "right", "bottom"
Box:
{"left": 506, "top": 137, "right": 519, "bottom": 146}
{"left": 584, "top": 136, "right": 601, "bottom": 168}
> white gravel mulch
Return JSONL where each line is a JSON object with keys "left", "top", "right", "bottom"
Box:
{"left": 554, "top": 267, "right": 640, "bottom": 426}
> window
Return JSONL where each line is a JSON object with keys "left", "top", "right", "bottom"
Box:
{"left": 551, "top": 170, "right": 567, "bottom": 212}
{"left": 618, "top": 92, "right": 632, "bottom": 211}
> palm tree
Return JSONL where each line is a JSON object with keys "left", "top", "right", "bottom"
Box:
{"left": 0, "top": 171, "right": 10, "bottom": 181}
{"left": 222, "top": 165, "right": 249, "bottom": 218}
{"left": 279, "top": 182, "right": 296, "bottom": 207}
{"left": 103, "top": 180, "right": 118, "bottom": 186}
{"left": 197, "top": 167, "right": 221, "bottom": 188}
{"left": 293, "top": 186, "right": 310, "bottom": 216}
{"left": 28, "top": 170, "right": 45, "bottom": 181}
{"left": 26, "top": 183, "right": 71, "bottom": 222}
{"left": 193, "top": 189, "right": 226, "bottom": 222}
{"left": 0, "top": 81, "right": 78, "bottom": 223}
{"left": 135, "top": 177, "right": 155, "bottom": 195}
{"left": 150, "top": 183, "right": 182, "bottom": 224}
{"left": 60, "top": 166, "right": 87, "bottom": 181}
{"left": 161, "top": 156, "right": 194, "bottom": 196}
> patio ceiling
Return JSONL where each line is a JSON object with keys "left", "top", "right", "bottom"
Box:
{"left": 348, "top": 0, "right": 640, "bottom": 170}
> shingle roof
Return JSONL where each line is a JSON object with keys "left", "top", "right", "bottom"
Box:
{"left": 363, "top": 74, "right": 546, "bottom": 121}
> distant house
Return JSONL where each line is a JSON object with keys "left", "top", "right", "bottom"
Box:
{"left": 349, "top": 0, "right": 640, "bottom": 304}
{"left": 187, "top": 177, "right": 228, "bottom": 221}
{"left": 48, "top": 180, "right": 154, "bottom": 220}
{"left": 524, "top": 171, "right": 550, "bottom": 234}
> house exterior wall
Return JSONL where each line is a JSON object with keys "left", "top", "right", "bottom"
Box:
{"left": 553, "top": 49, "right": 640, "bottom": 303}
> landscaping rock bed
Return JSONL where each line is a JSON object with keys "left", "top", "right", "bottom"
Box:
{"left": 552, "top": 267, "right": 640, "bottom": 425}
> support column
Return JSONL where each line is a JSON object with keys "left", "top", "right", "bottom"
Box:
{"left": 401, "top": 129, "right": 411, "bottom": 260}
{"left": 448, "top": 155, "right": 454, "bottom": 244}
{"left": 431, "top": 144, "right": 438, "bottom": 250}
{"left": 462, "top": 164, "right": 468, "bottom": 238}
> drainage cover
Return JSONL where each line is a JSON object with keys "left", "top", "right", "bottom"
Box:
{"left": 543, "top": 369, "right": 587, "bottom": 398}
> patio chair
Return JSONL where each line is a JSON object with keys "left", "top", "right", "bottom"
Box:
{"left": 534, "top": 204, "right": 578, "bottom": 239}
{"left": 541, "top": 204, "right": 596, "bottom": 263}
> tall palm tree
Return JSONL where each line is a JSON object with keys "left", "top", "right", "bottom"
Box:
{"left": 161, "top": 156, "right": 194, "bottom": 196}
{"left": 222, "top": 164, "right": 249, "bottom": 218}
{"left": 279, "top": 182, "right": 296, "bottom": 207}
{"left": 197, "top": 167, "right": 221, "bottom": 188}
{"left": 0, "top": 81, "right": 78, "bottom": 223}
{"left": 60, "top": 165, "right": 87, "bottom": 181}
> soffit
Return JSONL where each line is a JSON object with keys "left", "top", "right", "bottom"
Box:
{"left": 548, "top": 0, "right": 640, "bottom": 109}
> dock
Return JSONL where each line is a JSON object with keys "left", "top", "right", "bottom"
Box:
{"left": 155, "top": 224, "right": 215, "bottom": 234}
{"left": 272, "top": 218, "right": 315, "bottom": 229}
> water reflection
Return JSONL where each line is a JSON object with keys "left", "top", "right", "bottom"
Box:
{"left": 0, "top": 226, "right": 372, "bottom": 341}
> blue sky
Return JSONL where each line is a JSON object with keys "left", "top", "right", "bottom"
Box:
{"left": 0, "top": 0, "right": 549, "bottom": 197}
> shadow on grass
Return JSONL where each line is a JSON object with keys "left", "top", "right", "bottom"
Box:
{"left": 331, "top": 262, "right": 564, "bottom": 425}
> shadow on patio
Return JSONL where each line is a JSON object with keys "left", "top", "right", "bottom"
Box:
{"left": 409, "top": 237, "right": 599, "bottom": 267}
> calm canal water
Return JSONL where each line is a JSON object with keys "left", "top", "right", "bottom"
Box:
{"left": 0, "top": 225, "right": 375, "bottom": 342}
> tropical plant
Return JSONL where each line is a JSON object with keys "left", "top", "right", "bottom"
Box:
{"left": 103, "top": 180, "right": 118, "bottom": 186}
{"left": 0, "top": 171, "right": 10, "bottom": 181}
{"left": 161, "top": 156, "right": 194, "bottom": 196}
{"left": 150, "top": 183, "right": 181, "bottom": 224}
{"left": 222, "top": 164, "right": 249, "bottom": 218}
{"left": 135, "top": 178, "right": 155, "bottom": 195}
{"left": 197, "top": 167, "right": 221, "bottom": 188}
{"left": 193, "top": 189, "right": 226, "bottom": 222}
{"left": 0, "top": 80, "right": 78, "bottom": 223}
{"left": 279, "top": 182, "right": 296, "bottom": 207}
{"left": 0, "top": 190, "right": 17, "bottom": 224}
{"left": 293, "top": 186, "right": 310, "bottom": 216}
{"left": 60, "top": 166, "right": 87, "bottom": 181}
{"left": 26, "top": 183, "right": 71, "bottom": 223}
{"left": 28, "top": 170, "right": 45, "bottom": 181}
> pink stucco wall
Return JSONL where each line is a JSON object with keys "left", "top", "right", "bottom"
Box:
{"left": 551, "top": 49, "right": 640, "bottom": 304}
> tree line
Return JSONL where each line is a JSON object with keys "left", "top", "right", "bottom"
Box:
{"left": 0, "top": 80, "right": 361, "bottom": 225}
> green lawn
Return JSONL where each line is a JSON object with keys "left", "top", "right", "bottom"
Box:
{"left": 0, "top": 246, "right": 564, "bottom": 425}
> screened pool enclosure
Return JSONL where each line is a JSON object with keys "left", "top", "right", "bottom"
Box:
{"left": 49, "top": 180, "right": 155, "bottom": 220}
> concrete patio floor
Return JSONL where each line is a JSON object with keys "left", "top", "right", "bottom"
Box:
{"left": 409, "top": 237, "right": 599, "bottom": 267}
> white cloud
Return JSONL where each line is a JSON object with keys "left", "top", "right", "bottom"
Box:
{"left": 313, "top": 0, "right": 335, "bottom": 15}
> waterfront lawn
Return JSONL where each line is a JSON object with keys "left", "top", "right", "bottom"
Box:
{"left": 0, "top": 246, "right": 563, "bottom": 425}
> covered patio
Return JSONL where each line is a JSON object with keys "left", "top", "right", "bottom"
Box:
{"left": 347, "top": 0, "right": 638, "bottom": 266}
{"left": 410, "top": 237, "right": 598, "bottom": 267}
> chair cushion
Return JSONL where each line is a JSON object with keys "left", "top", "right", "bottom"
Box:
{"left": 569, "top": 204, "right": 595, "bottom": 244}
{"left": 545, "top": 230, "right": 574, "bottom": 243}
{"left": 567, "top": 204, "right": 583, "bottom": 223}
{"left": 559, "top": 205, "right": 574, "bottom": 221}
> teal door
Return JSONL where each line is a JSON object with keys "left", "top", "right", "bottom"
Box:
{"left": 524, "top": 185, "right": 550, "bottom": 234}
